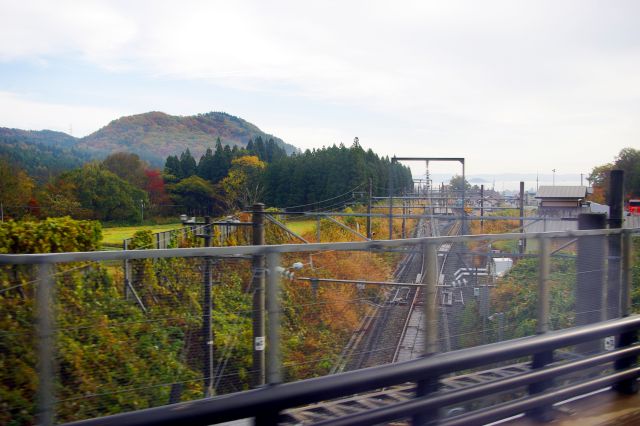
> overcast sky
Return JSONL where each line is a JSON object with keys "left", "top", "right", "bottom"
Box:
{"left": 1, "top": 0, "right": 638, "bottom": 179}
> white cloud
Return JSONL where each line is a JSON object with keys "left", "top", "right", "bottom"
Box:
{"left": 0, "top": 0, "right": 639, "bottom": 172}
{"left": 0, "top": 91, "right": 127, "bottom": 136}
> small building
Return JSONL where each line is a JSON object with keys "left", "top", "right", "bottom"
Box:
{"left": 535, "top": 186, "right": 591, "bottom": 217}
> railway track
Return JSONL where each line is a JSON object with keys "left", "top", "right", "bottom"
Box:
{"left": 339, "top": 212, "right": 460, "bottom": 371}
{"left": 394, "top": 219, "right": 461, "bottom": 362}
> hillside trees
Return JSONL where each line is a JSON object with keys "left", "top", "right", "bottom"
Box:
{"left": 0, "top": 158, "right": 35, "bottom": 216}
{"left": 102, "top": 152, "right": 149, "bottom": 188}
{"left": 168, "top": 175, "right": 223, "bottom": 213}
{"left": 60, "top": 163, "right": 148, "bottom": 222}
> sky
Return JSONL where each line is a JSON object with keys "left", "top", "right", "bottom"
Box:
{"left": 1, "top": 0, "right": 639, "bottom": 184}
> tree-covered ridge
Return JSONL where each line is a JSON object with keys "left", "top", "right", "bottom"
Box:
{"left": 0, "top": 128, "right": 78, "bottom": 149}
{"left": 0, "top": 131, "right": 93, "bottom": 182}
{"left": 78, "top": 111, "right": 297, "bottom": 167}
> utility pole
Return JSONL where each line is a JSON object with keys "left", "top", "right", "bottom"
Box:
{"left": 480, "top": 184, "right": 484, "bottom": 234}
{"left": 401, "top": 190, "right": 406, "bottom": 239}
{"left": 140, "top": 199, "right": 144, "bottom": 223}
{"left": 552, "top": 169, "right": 556, "bottom": 186}
{"left": 202, "top": 216, "right": 214, "bottom": 397}
{"left": 389, "top": 161, "right": 394, "bottom": 240}
{"left": 519, "top": 181, "right": 526, "bottom": 254}
{"left": 461, "top": 159, "right": 466, "bottom": 235}
{"left": 251, "top": 203, "right": 266, "bottom": 387}
{"left": 367, "top": 178, "right": 372, "bottom": 239}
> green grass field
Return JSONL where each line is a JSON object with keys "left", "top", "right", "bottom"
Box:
{"left": 101, "top": 219, "right": 316, "bottom": 248}
{"left": 101, "top": 223, "right": 182, "bottom": 247}
{"left": 284, "top": 219, "right": 317, "bottom": 236}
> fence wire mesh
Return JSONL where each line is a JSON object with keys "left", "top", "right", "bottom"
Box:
{"left": 0, "top": 225, "right": 638, "bottom": 425}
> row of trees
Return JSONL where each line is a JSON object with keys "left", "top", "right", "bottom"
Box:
{"left": 163, "top": 142, "right": 413, "bottom": 214}
{"left": 164, "top": 137, "right": 286, "bottom": 182}
{"left": 262, "top": 144, "right": 413, "bottom": 209}
{"left": 1, "top": 137, "right": 412, "bottom": 223}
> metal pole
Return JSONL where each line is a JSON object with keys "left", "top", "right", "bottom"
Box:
{"left": 316, "top": 215, "right": 321, "bottom": 243}
{"left": 266, "top": 252, "right": 282, "bottom": 384}
{"left": 252, "top": 203, "right": 266, "bottom": 387}
{"left": 519, "top": 181, "right": 525, "bottom": 254}
{"left": 202, "top": 216, "right": 214, "bottom": 397}
{"left": 255, "top": 252, "right": 284, "bottom": 425}
{"left": 367, "top": 178, "right": 372, "bottom": 239}
{"left": 424, "top": 242, "right": 439, "bottom": 355}
{"left": 614, "top": 229, "right": 638, "bottom": 394}
{"left": 537, "top": 237, "right": 550, "bottom": 334}
{"left": 414, "top": 241, "right": 440, "bottom": 424}
{"left": 527, "top": 236, "right": 553, "bottom": 421}
{"left": 402, "top": 191, "right": 406, "bottom": 239}
{"left": 389, "top": 160, "right": 394, "bottom": 240}
{"left": 36, "top": 262, "right": 55, "bottom": 426}
{"left": 608, "top": 170, "right": 624, "bottom": 319}
{"left": 461, "top": 159, "right": 466, "bottom": 235}
{"left": 621, "top": 230, "right": 633, "bottom": 317}
{"left": 123, "top": 239, "right": 129, "bottom": 299}
{"left": 480, "top": 184, "right": 485, "bottom": 234}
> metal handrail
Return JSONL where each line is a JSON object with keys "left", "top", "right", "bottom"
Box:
{"left": 63, "top": 315, "right": 640, "bottom": 426}
{"left": 1, "top": 227, "right": 636, "bottom": 265}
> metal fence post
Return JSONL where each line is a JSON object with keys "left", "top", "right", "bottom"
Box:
{"left": 527, "top": 236, "right": 554, "bottom": 421}
{"left": 414, "top": 241, "right": 440, "bottom": 425}
{"left": 36, "top": 262, "right": 55, "bottom": 426}
{"left": 202, "top": 216, "right": 214, "bottom": 397}
{"left": 252, "top": 203, "right": 266, "bottom": 388}
{"left": 607, "top": 170, "right": 624, "bottom": 319}
{"left": 266, "top": 251, "right": 282, "bottom": 385}
{"left": 576, "top": 213, "right": 606, "bottom": 354}
{"left": 255, "top": 251, "right": 284, "bottom": 425}
{"left": 614, "top": 230, "right": 638, "bottom": 394}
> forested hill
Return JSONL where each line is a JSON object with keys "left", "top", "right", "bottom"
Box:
{"left": 0, "top": 128, "right": 93, "bottom": 182}
{"left": 0, "top": 128, "right": 78, "bottom": 148}
{"left": 78, "top": 111, "right": 297, "bottom": 166}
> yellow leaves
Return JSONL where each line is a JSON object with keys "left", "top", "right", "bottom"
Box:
{"left": 230, "top": 155, "right": 266, "bottom": 170}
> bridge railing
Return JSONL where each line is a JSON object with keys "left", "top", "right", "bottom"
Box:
{"left": 0, "top": 227, "right": 638, "bottom": 425}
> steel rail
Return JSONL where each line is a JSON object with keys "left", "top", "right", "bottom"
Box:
{"left": 61, "top": 297, "right": 640, "bottom": 426}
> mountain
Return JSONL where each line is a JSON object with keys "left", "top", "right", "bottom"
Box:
{"left": 77, "top": 111, "right": 297, "bottom": 166}
{"left": 0, "top": 128, "right": 93, "bottom": 182}
{"left": 0, "top": 128, "right": 78, "bottom": 149}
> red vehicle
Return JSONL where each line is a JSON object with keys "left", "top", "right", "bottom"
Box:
{"left": 628, "top": 199, "right": 640, "bottom": 215}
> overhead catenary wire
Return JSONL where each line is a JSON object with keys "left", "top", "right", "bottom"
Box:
{"left": 278, "top": 182, "right": 365, "bottom": 210}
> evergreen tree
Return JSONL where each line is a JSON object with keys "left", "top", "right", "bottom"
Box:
{"left": 164, "top": 155, "right": 181, "bottom": 179}
{"left": 197, "top": 147, "right": 216, "bottom": 181}
{"left": 179, "top": 149, "right": 197, "bottom": 178}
